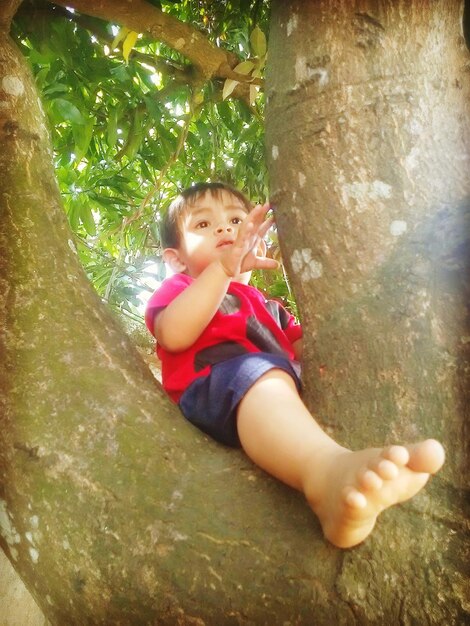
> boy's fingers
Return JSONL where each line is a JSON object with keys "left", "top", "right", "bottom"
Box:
{"left": 257, "top": 216, "right": 274, "bottom": 239}
{"left": 254, "top": 257, "right": 279, "bottom": 271}
{"left": 249, "top": 203, "right": 270, "bottom": 226}
{"left": 234, "top": 205, "right": 275, "bottom": 273}
{"left": 235, "top": 217, "right": 254, "bottom": 245}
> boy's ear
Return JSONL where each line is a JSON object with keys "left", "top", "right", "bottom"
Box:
{"left": 162, "top": 248, "right": 187, "bottom": 273}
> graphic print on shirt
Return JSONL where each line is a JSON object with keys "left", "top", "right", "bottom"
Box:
{"left": 264, "top": 300, "right": 292, "bottom": 330}
{"left": 218, "top": 293, "right": 241, "bottom": 315}
{"left": 194, "top": 294, "right": 244, "bottom": 371}
{"left": 193, "top": 293, "right": 286, "bottom": 371}
{"left": 194, "top": 341, "right": 249, "bottom": 371}
{"left": 246, "top": 315, "right": 287, "bottom": 357}
{"left": 145, "top": 273, "right": 301, "bottom": 402}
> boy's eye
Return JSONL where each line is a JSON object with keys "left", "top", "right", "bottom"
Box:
{"left": 231, "top": 217, "right": 243, "bottom": 225}
{"left": 195, "top": 221, "right": 209, "bottom": 229}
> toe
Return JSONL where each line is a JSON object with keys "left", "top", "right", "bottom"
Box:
{"left": 383, "top": 445, "right": 409, "bottom": 467}
{"left": 343, "top": 487, "right": 367, "bottom": 509}
{"left": 359, "top": 469, "right": 383, "bottom": 492}
{"left": 407, "top": 439, "right": 445, "bottom": 474}
{"left": 374, "top": 458, "right": 399, "bottom": 480}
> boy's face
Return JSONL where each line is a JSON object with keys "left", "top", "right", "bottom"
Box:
{"left": 172, "top": 190, "right": 249, "bottom": 278}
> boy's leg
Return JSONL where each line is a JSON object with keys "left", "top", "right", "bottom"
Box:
{"left": 236, "top": 369, "right": 445, "bottom": 548}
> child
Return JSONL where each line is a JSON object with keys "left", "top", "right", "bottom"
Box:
{"left": 145, "top": 181, "right": 445, "bottom": 548}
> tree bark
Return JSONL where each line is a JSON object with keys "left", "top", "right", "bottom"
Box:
{"left": 0, "top": 1, "right": 469, "bottom": 625}
{"left": 267, "top": 0, "right": 470, "bottom": 622}
{"left": 0, "top": 15, "right": 354, "bottom": 626}
{"left": 0, "top": 2, "right": 21, "bottom": 32}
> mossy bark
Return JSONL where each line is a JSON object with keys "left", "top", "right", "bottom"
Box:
{"left": 0, "top": 19, "right": 353, "bottom": 626}
{"left": 0, "top": 1, "right": 469, "bottom": 624}
{"left": 267, "top": 0, "right": 470, "bottom": 622}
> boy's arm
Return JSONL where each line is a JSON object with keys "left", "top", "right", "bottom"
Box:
{"left": 154, "top": 261, "right": 230, "bottom": 352}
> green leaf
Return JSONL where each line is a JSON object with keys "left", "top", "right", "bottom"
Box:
{"left": 17, "top": 0, "right": 272, "bottom": 315}
{"left": 256, "top": 54, "right": 267, "bottom": 71}
{"left": 53, "top": 98, "right": 84, "bottom": 125}
{"left": 34, "top": 67, "right": 49, "bottom": 89}
{"left": 43, "top": 83, "right": 69, "bottom": 96}
{"left": 66, "top": 200, "right": 80, "bottom": 232}
{"left": 107, "top": 108, "right": 119, "bottom": 147}
{"left": 119, "top": 107, "right": 146, "bottom": 160}
{"left": 110, "top": 65, "right": 130, "bottom": 83}
{"left": 80, "top": 202, "right": 97, "bottom": 237}
{"left": 29, "top": 46, "right": 56, "bottom": 65}
{"left": 72, "top": 118, "right": 95, "bottom": 161}
{"left": 143, "top": 95, "right": 163, "bottom": 123}
{"left": 216, "top": 101, "right": 235, "bottom": 129}
{"left": 250, "top": 26, "right": 267, "bottom": 57}
{"left": 233, "top": 60, "right": 255, "bottom": 76}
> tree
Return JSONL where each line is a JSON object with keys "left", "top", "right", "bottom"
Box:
{"left": 0, "top": 1, "right": 468, "bottom": 624}
{"left": 10, "top": 0, "right": 287, "bottom": 325}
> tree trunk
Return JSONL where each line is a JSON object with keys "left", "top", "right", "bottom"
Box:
{"left": 0, "top": 18, "right": 377, "bottom": 626}
{"left": 267, "top": 0, "right": 469, "bottom": 622}
{"left": 1, "top": 1, "right": 469, "bottom": 625}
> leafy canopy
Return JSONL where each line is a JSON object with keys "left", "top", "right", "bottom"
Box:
{"left": 12, "top": 0, "right": 295, "bottom": 322}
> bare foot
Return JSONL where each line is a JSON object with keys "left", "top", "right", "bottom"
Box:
{"left": 307, "top": 439, "right": 445, "bottom": 548}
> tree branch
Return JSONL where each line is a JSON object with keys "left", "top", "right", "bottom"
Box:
{"left": 0, "top": 0, "right": 23, "bottom": 31}
{"left": 49, "top": 0, "right": 239, "bottom": 81}
{"left": 17, "top": 1, "right": 192, "bottom": 83}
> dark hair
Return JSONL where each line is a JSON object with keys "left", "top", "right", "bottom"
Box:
{"left": 159, "top": 181, "right": 252, "bottom": 249}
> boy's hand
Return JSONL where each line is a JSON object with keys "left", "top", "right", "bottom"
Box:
{"left": 218, "top": 203, "right": 279, "bottom": 278}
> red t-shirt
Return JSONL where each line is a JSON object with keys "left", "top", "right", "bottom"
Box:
{"left": 145, "top": 273, "right": 302, "bottom": 402}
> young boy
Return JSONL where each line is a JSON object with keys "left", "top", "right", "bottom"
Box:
{"left": 145, "top": 181, "right": 445, "bottom": 549}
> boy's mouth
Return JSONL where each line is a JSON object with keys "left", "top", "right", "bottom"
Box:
{"left": 217, "top": 239, "right": 234, "bottom": 248}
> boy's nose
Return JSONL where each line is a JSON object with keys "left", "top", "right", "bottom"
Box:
{"left": 215, "top": 224, "right": 232, "bottom": 234}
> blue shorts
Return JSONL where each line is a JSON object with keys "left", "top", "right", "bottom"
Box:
{"left": 179, "top": 353, "right": 301, "bottom": 447}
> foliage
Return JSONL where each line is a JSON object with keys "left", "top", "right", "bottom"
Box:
{"left": 12, "top": 0, "right": 295, "bottom": 323}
